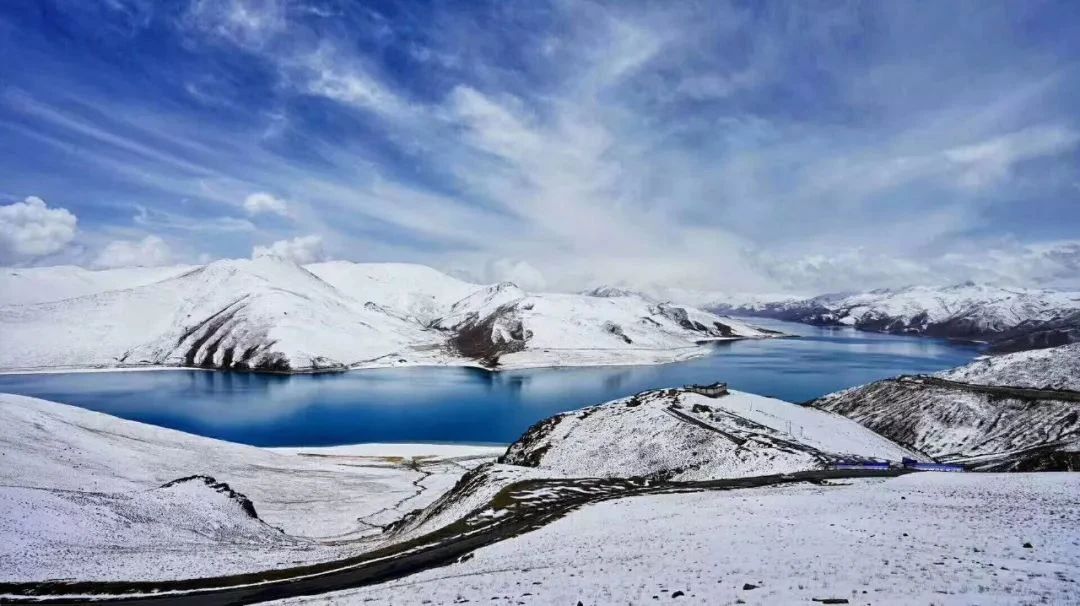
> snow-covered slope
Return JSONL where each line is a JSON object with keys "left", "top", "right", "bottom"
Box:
{"left": 500, "top": 387, "right": 914, "bottom": 480}
{"left": 0, "top": 258, "right": 781, "bottom": 373}
{"left": 0, "top": 264, "right": 194, "bottom": 305}
{"left": 987, "top": 309, "right": 1080, "bottom": 353}
{"left": 0, "top": 257, "right": 443, "bottom": 372}
{"left": 939, "top": 343, "right": 1080, "bottom": 391}
{"left": 289, "top": 473, "right": 1080, "bottom": 606}
{"left": 711, "top": 282, "right": 1080, "bottom": 349}
{"left": 0, "top": 393, "right": 499, "bottom": 582}
{"left": 812, "top": 344, "right": 1080, "bottom": 471}
{"left": 306, "top": 261, "right": 480, "bottom": 325}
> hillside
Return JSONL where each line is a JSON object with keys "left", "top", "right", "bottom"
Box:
{"left": 987, "top": 309, "right": 1080, "bottom": 353}
{"left": 305, "top": 261, "right": 480, "bottom": 325}
{"left": 811, "top": 343, "right": 1080, "bottom": 471}
{"left": 0, "top": 258, "right": 780, "bottom": 373}
{"left": 939, "top": 343, "right": 1080, "bottom": 391}
{"left": 301, "top": 473, "right": 1080, "bottom": 606}
{"left": 499, "top": 386, "right": 913, "bottom": 480}
{"left": 0, "top": 264, "right": 195, "bottom": 305}
{"left": 0, "top": 257, "right": 442, "bottom": 372}
{"left": 0, "top": 393, "right": 500, "bottom": 582}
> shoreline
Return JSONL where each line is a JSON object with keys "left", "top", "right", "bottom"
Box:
{"left": 0, "top": 344, "right": 731, "bottom": 377}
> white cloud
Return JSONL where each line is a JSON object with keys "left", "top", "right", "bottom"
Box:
{"left": 183, "top": 0, "right": 286, "bottom": 50}
{"left": 243, "top": 192, "right": 289, "bottom": 216}
{"left": 252, "top": 234, "right": 326, "bottom": 264}
{"left": 134, "top": 205, "right": 254, "bottom": 232}
{"left": 943, "top": 126, "right": 1080, "bottom": 190}
{"left": 93, "top": 235, "right": 173, "bottom": 268}
{"left": 17, "top": 3, "right": 1079, "bottom": 294}
{"left": 675, "top": 71, "right": 760, "bottom": 101}
{"left": 306, "top": 61, "right": 410, "bottom": 118}
{"left": 751, "top": 240, "right": 1080, "bottom": 292}
{"left": 0, "top": 196, "right": 77, "bottom": 261}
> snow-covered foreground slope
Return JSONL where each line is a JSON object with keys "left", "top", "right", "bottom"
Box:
{"left": 812, "top": 343, "right": 1080, "bottom": 470}
{"left": 278, "top": 473, "right": 1080, "bottom": 606}
{"left": 377, "top": 387, "right": 909, "bottom": 549}
{"left": 359, "top": 386, "right": 901, "bottom": 549}
{"left": 709, "top": 282, "right": 1080, "bottom": 349}
{"left": 0, "top": 393, "right": 501, "bottom": 582}
{"left": 501, "top": 387, "right": 914, "bottom": 480}
{"left": 3, "top": 383, "right": 1075, "bottom": 600}
{"left": 0, "top": 258, "right": 780, "bottom": 373}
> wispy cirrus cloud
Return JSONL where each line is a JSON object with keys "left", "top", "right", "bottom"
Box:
{"left": 0, "top": 0, "right": 1077, "bottom": 289}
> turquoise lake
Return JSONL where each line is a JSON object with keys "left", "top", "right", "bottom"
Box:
{"left": 0, "top": 319, "right": 980, "bottom": 446}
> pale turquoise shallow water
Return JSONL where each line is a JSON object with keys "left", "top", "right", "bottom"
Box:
{"left": 0, "top": 319, "right": 979, "bottom": 446}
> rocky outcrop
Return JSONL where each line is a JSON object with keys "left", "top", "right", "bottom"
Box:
{"left": 158, "top": 475, "right": 262, "bottom": 520}
{"left": 446, "top": 302, "right": 531, "bottom": 367}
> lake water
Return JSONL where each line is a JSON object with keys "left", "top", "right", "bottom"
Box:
{"left": 0, "top": 319, "right": 980, "bottom": 446}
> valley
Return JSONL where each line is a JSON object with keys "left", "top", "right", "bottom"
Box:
{"left": 2, "top": 340, "right": 1077, "bottom": 603}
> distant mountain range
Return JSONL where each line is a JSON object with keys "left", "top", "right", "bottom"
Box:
{"left": 701, "top": 282, "right": 1080, "bottom": 351}
{"left": 0, "top": 258, "right": 778, "bottom": 374}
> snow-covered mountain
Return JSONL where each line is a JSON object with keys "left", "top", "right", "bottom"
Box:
{"left": 709, "top": 282, "right": 1080, "bottom": 349}
{"left": 579, "top": 285, "right": 656, "bottom": 300}
{"left": 0, "top": 257, "right": 779, "bottom": 373}
{"left": 811, "top": 343, "right": 1080, "bottom": 471}
{"left": 437, "top": 288, "right": 779, "bottom": 368}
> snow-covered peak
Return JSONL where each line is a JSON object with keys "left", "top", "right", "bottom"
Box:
{"left": 306, "top": 261, "right": 481, "bottom": 324}
{"left": 580, "top": 285, "right": 654, "bottom": 300}
{"left": 436, "top": 282, "right": 528, "bottom": 328}
{"left": 666, "top": 289, "right": 806, "bottom": 310}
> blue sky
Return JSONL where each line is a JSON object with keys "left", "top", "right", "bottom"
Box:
{"left": 1, "top": 0, "right": 1078, "bottom": 292}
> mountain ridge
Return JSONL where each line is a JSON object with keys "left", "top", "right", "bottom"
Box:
{"left": 706, "top": 281, "right": 1080, "bottom": 350}
{"left": 0, "top": 257, "right": 780, "bottom": 373}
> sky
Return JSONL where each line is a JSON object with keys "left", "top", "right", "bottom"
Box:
{"left": 1, "top": 0, "right": 1079, "bottom": 294}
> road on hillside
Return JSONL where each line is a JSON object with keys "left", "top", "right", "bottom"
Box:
{"left": 0, "top": 468, "right": 908, "bottom": 606}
